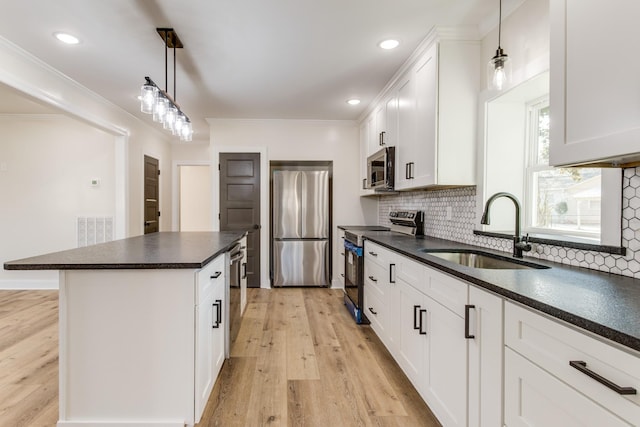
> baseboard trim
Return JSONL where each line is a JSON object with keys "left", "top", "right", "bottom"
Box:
{"left": 330, "top": 279, "right": 344, "bottom": 290}
{"left": 0, "top": 279, "right": 58, "bottom": 290}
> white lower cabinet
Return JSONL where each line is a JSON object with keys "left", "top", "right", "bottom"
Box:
{"left": 395, "top": 261, "right": 469, "bottom": 427}
{"left": 504, "top": 302, "right": 640, "bottom": 427}
{"left": 195, "top": 254, "right": 227, "bottom": 422}
{"left": 422, "top": 292, "right": 467, "bottom": 427}
{"left": 367, "top": 248, "right": 504, "bottom": 427}
{"left": 397, "top": 279, "right": 428, "bottom": 390}
{"left": 467, "top": 286, "right": 503, "bottom": 427}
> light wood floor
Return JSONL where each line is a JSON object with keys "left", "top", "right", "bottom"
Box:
{"left": 0, "top": 290, "right": 59, "bottom": 426}
{"left": 0, "top": 288, "right": 439, "bottom": 427}
{"left": 199, "top": 288, "right": 439, "bottom": 426}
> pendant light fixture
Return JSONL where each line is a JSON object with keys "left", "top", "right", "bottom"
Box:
{"left": 140, "top": 28, "right": 193, "bottom": 142}
{"left": 487, "top": 0, "right": 512, "bottom": 91}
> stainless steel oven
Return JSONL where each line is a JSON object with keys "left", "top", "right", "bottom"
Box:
{"left": 344, "top": 231, "right": 367, "bottom": 324}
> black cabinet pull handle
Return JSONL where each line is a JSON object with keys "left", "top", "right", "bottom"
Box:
{"left": 389, "top": 263, "right": 396, "bottom": 283}
{"left": 419, "top": 309, "right": 427, "bottom": 335}
{"left": 362, "top": 178, "right": 367, "bottom": 189}
{"left": 465, "top": 304, "right": 475, "bottom": 339}
{"left": 242, "top": 262, "right": 247, "bottom": 279}
{"left": 368, "top": 251, "right": 378, "bottom": 257}
{"left": 210, "top": 271, "right": 222, "bottom": 279}
{"left": 380, "top": 131, "right": 386, "bottom": 146}
{"left": 569, "top": 361, "right": 637, "bottom": 395}
{"left": 413, "top": 305, "right": 420, "bottom": 330}
{"left": 409, "top": 162, "right": 415, "bottom": 179}
{"left": 212, "top": 300, "right": 223, "bottom": 329}
{"left": 340, "top": 273, "right": 344, "bottom": 278}
{"left": 368, "top": 307, "right": 378, "bottom": 315}
{"left": 368, "top": 275, "right": 377, "bottom": 283}
{"left": 405, "top": 163, "right": 410, "bottom": 180}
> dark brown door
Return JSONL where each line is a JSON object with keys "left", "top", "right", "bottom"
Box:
{"left": 144, "top": 155, "right": 160, "bottom": 234}
{"left": 220, "top": 153, "right": 261, "bottom": 288}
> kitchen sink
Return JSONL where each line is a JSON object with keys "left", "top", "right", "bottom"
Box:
{"left": 419, "top": 249, "right": 550, "bottom": 270}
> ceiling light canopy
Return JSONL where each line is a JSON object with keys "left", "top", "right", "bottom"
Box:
{"left": 347, "top": 99, "right": 361, "bottom": 106}
{"left": 378, "top": 39, "right": 399, "bottom": 50}
{"left": 54, "top": 32, "right": 80, "bottom": 45}
{"left": 140, "top": 28, "right": 192, "bottom": 142}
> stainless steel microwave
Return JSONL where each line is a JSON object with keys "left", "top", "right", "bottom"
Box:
{"left": 366, "top": 146, "right": 395, "bottom": 190}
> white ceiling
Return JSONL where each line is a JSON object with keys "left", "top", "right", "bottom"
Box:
{"left": 0, "top": 0, "right": 508, "bottom": 139}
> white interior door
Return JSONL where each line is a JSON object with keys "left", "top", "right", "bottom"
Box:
{"left": 179, "top": 165, "right": 212, "bottom": 231}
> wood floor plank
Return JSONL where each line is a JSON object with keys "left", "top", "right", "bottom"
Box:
{"left": 200, "top": 356, "right": 257, "bottom": 427}
{"left": 231, "top": 303, "right": 268, "bottom": 357}
{"left": 302, "top": 289, "right": 341, "bottom": 347}
{"left": 283, "top": 290, "right": 319, "bottom": 380}
{"left": 244, "top": 329, "right": 288, "bottom": 426}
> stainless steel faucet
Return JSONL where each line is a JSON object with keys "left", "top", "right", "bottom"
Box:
{"left": 480, "top": 192, "right": 532, "bottom": 258}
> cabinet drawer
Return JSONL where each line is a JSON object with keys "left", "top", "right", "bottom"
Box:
{"left": 363, "top": 284, "right": 388, "bottom": 343}
{"left": 505, "top": 347, "right": 631, "bottom": 427}
{"left": 423, "top": 266, "right": 468, "bottom": 317}
{"left": 396, "top": 254, "right": 425, "bottom": 288}
{"left": 505, "top": 302, "right": 640, "bottom": 422}
{"left": 364, "top": 259, "right": 389, "bottom": 298}
{"left": 197, "top": 254, "right": 226, "bottom": 303}
{"left": 365, "top": 241, "right": 396, "bottom": 268}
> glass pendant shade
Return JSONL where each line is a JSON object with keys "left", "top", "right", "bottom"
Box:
{"left": 163, "top": 106, "right": 178, "bottom": 130}
{"left": 140, "top": 84, "right": 157, "bottom": 114}
{"left": 487, "top": 48, "right": 512, "bottom": 91}
{"left": 173, "top": 114, "right": 185, "bottom": 136}
{"left": 153, "top": 96, "right": 169, "bottom": 122}
{"left": 180, "top": 121, "right": 193, "bottom": 141}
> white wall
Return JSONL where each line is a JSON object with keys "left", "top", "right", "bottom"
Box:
{"left": 209, "top": 119, "right": 377, "bottom": 288}
{"left": 0, "top": 36, "right": 174, "bottom": 288}
{"left": 0, "top": 115, "right": 115, "bottom": 288}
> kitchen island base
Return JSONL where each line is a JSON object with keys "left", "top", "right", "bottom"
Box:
{"left": 57, "top": 264, "right": 225, "bottom": 426}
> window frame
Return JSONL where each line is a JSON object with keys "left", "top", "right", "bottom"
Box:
{"left": 522, "top": 97, "right": 621, "bottom": 245}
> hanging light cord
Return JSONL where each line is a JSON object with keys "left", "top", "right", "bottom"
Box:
{"left": 498, "top": 0, "right": 503, "bottom": 49}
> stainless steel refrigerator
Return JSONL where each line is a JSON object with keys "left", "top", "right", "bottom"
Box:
{"left": 271, "top": 165, "right": 330, "bottom": 287}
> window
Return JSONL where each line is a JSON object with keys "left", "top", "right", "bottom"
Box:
{"left": 525, "top": 98, "right": 602, "bottom": 240}
{"left": 481, "top": 70, "right": 621, "bottom": 247}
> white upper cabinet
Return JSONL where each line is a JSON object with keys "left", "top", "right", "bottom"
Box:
{"left": 550, "top": 0, "right": 640, "bottom": 166}
{"left": 359, "top": 120, "right": 375, "bottom": 196}
{"left": 397, "top": 38, "right": 480, "bottom": 190}
{"left": 360, "top": 29, "right": 480, "bottom": 193}
{"left": 375, "top": 94, "right": 398, "bottom": 149}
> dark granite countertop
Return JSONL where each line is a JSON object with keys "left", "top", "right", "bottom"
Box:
{"left": 4, "top": 231, "right": 246, "bottom": 270}
{"left": 338, "top": 225, "right": 390, "bottom": 231}
{"left": 362, "top": 231, "right": 640, "bottom": 354}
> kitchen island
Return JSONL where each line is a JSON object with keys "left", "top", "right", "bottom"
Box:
{"left": 4, "top": 231, "right": 246, "bottom": 427}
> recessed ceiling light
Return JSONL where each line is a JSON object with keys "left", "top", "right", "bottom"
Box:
{"left": 54, "top": 32, "right": 80, "bottom": 45}
{"left": 378, "top": 39, "right": 400, "bottom": 50}
{"left": 347, "top": 99, "right": 361, "bottom": 106}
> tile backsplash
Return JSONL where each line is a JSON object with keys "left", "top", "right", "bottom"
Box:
{"left": 378, "top": 167, "right": 640, "bottom": 279}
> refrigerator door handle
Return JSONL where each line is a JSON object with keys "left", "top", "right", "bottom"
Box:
{"left": 299, "top": 171, "right": 305, "bottom": 237}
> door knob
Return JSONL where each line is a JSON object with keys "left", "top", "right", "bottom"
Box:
{"left": 253, "top": 224, "right": 261, "bottom": 229}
